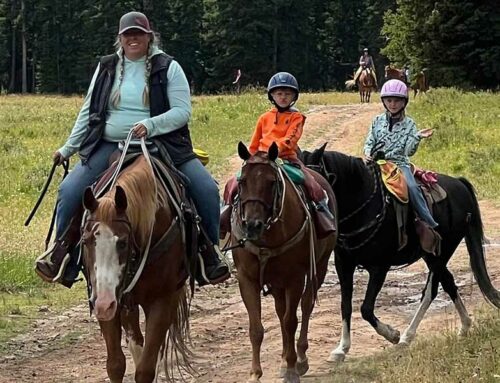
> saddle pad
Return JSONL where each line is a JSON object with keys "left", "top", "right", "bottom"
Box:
{"left": 377, "top": 160, "right": 409, "bottom": 204}
{"left": 236, "top": 160, "right": 305, "bottom": 185}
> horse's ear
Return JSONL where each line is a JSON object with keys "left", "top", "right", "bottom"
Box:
{"left": 83, "top": 187, "right": 99, "bottom": 212}
{"left": 268, "top": 142, "right": 279, "bottom": 161}
{"left": 238, "top": 141, "right": 251, "bottom": 160}
{"left": 115, "top": 186, "right": 128, "bottom": 213}
{"left": 318, "top": 142, "right": 327, "bottom": 156}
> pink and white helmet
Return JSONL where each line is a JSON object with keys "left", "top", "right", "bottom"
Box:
{"left": 381, "top": 79, "right": 408, "bottom": 99}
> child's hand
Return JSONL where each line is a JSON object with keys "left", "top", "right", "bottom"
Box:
{"left": 364, "top": 155, "right": 373, "bottom": 163}
{"left": 419, "top": 128, "right": 433, "bottom": 138}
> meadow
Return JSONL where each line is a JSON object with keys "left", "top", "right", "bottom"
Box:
{"left": 0, "top": 89, "right": 499, "bottom": 375}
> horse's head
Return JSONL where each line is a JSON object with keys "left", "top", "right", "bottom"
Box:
{"left": 302, "top": 143, "right": 336, "bottom": 185}
{"left": 82, "top": 185, "right": 137, "bottom": 322}
{"left": 236, "top": 141, "right": 281, "bottom": 241}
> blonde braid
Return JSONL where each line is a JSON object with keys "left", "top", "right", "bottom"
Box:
{"left": 111, "top": 49, "right": 125, "bottom": 108}
{"left": 143, "top": 42, "right": 153, "bottom": 106}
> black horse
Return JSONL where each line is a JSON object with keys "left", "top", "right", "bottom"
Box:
{"left": 303, "top": 144, "right": 500, "bottom": 362}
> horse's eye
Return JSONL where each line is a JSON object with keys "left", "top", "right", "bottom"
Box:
{"left": 116, "top": 239, "right": 127, "bottom": 251}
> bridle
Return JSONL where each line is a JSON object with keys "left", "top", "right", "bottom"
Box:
{"left": 237, "top": 159, "right": 285, "bottom": 231}
{"left": 82, "top": 215, "right": 141, "bottom": 309}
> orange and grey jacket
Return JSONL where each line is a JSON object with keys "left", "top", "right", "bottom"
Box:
{"left": 249, "top": 108, "right": 305, "bottom": 160}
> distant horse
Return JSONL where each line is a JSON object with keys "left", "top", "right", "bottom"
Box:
{"left": 231, "top": 142, "right": 337, "bottom": 382}
{"left": 413, "top": 70, "right": 429, "bottom": 97}
{"left": 303, "top": 145, "right": 500, "bottom": 362}
{"left": 346, "top": 69, "right": 375, "bottom": 103}
{"left": 384, "top": 65, "right": 406, "bottom": 83}
{"left": 81, "top": 155, "right": 191, "bottom": 382}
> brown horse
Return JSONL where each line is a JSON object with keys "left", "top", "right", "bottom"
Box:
{"left": 413, "top": 70, "right": 429, "bottom": 97}
{"left": 231, "top": 142, "right": 337, "bottom": 383}
{"left": 81, "top": 155, "right": 191, "bottom": 383}
{"left": 384, "top": 65, "right": 406, "bottom": 83}
{"left": 346, "top": 69, "right": 375, "bottom": 103}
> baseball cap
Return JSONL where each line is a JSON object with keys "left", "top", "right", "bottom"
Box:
{"left": 118, "top": 12, "right": 152, "bottom": 34}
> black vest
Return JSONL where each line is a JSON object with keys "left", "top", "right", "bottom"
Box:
{"left": 78, "top": 53, "right": 196, "bottom": 166}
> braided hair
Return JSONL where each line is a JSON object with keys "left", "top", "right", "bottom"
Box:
{"left": 111, "top": 33, "right": 158, "bottom": 108}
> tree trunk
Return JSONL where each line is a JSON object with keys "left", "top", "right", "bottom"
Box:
{"left": 21, "top": 0, "right": 27, "bottom": 93}
{"left": 8, "top": 0, "right": 18, "bottom": 92}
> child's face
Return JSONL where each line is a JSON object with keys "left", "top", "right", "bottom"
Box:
{"left": 271, "top": 88, "right": 296, "bottom": 108}
{"left": 383, "top": 97, "right": 405, "bottom": 115}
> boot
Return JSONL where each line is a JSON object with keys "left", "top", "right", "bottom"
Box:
{"left": 219, "top": 204, "right": 232, "bottom": 239}
{"left": 312, "top": 198, "right": 336, "bottom": 239}
{"left": 197, "top": 242, "right": 230, "bottom": 287}
{"left": 35, "top": 210, "right": 82, "bottom": 284}
{"left": 414, "top": 219, "right": 441, "bottom": 256}
{"left": 35, "top": 240, "right": 72, "bottom": 283}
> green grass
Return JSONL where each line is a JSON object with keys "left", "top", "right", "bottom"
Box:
{"left": 408, "top": 88, "right": 500, "bottom": 200}
{"left": 312, "top": 308, "right": 500, "bottom": 383}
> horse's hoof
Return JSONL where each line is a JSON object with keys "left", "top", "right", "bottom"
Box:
{"left": 390, "top": 330, "right": 401, "bottom": 344}
{"left": 327, "top": 351, "right": 345, "bottom": 363}
{"left": 296, "top": 357, "right": 309, "bottom": 376}
{"left": 279, "top": 367, "right": 286, "bottom": 378}
{"left": 247, "top": 375, "right": 261, "bottom": 383}
{"left": 283, "top": 369, "right": 300, "bottom": 383}
{"left": 396, "top": 340, "right": 410, "bottom": 349}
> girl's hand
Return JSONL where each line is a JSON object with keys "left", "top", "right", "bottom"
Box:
{"left": 364, "top": 154, "right": 373, "bottom": 163}
{"left": 53, "top": 150, "right": 67, "bottom": 166}
{"left": 419, "top": 128, "right": 433, "bottom": 138}
{"left": 132, "top": 123, "right": 148, "bottom": 138}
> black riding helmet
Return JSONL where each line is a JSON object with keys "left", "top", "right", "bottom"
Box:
{"left": 267, "top": 72, "right": 299, "bottom": 107}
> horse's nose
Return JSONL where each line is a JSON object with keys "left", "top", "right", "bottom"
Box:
{"left": 245, "top": 220, "right": 264, "bottom": 240}
{"left": 94, "top": 290, "right": 118, "bottom": 321}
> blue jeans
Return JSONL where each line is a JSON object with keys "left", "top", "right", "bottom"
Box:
{"left": 56, "top": 141, "right": 117, "bottom": 238}
{"left": 400, "top": 165, "right": 438, "bottom": 228}
{"left": 56, "top": 143, "right": 220, "bottom": 245}
{"left": 178, "top": 158, "right": 221, "bottom": 244}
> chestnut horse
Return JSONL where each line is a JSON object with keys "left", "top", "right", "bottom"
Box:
{"left": 81, "top": 155, "right": 191, "bottom": 383}
{"left": 384, "top": 65, "right": 406, "bottom": 83}
{"left": 231, "top": 142, "right": 337, "bottom": 383}
{"left": 303, "top": 145, "right": 500, "bottom": 362}
{"left": 413, "top": 70, "right": 429, "bottom": 97}
{"left": 346, "top": 69, "right": 376, "bottom": 103}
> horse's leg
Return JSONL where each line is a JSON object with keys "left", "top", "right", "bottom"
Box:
{"left": 99, "top": 316, "right": 126, "bottom": 383}
{"left": 282, "top": 281, "right": 304, "bottom": 383}
{"left": 400, "top": 271, "right": 439, "bottom": 345}
{"left": 296, "top": 254, "right": 330, "bottom": 375}
{"left": 238, "top": 271, "right": 264, "bottom": 383}
{"left": 361, "top": 266, "right": 400, "bottom": 343}
{"left": 135, "top": 292, "right": 180, "bottom": 383}
{"left": 121, "top": 304, "right": 144, "bottom": 368}
{"left": 273, "top": 287, "right": 288, "bottom": 378}
{"left": 328, "top": 255, "right": 355, "bottom": 362}
{"left": 405, "top": 255, "right": 471, "bottom": 342}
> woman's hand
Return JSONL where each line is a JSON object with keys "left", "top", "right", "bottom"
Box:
{"left": 132, "top": 123, "right": 148, "bottom": 139}
{"left": 53, "top": 150, "right": 67, "bottom": 166}
{"left": 418, "top": 128, "right": 433, "bottom": 138}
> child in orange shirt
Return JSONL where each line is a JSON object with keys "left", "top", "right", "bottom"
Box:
{"left": 220, "top": 72, "right": 335, "bottom": 238}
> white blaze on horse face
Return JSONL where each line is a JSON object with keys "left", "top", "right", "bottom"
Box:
{"left": 94, "top": 224, "right": 125, "bottom": 299}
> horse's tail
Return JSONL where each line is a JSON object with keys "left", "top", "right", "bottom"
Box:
{"left": 460, "top": 177, "right": 500, "bottom": 308}
{"left": 345, "top": 79, "right": 356, "bottom": 90}
{"left": 163, "top": 285, "right": 195, "bottom": 381}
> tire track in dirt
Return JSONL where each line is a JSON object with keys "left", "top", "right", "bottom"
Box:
{"left": 1, "top": 103, "right": 498, "bottom": 383}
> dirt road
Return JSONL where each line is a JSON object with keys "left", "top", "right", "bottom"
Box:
{"left": 1, "top": 103, "right": 498, "bottom": 383}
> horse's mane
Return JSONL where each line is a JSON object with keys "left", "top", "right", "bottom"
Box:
{"left": 323, "top": 150, "right": 367, "bottom": 178}
{"left": 96, "top": 156, "right": 166, "bottom": 247}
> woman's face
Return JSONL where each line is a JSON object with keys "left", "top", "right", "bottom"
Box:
{"left": 120, "top": 29, "right": 151, "bottom": 60}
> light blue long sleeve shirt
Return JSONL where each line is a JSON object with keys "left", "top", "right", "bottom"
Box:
{"left": 58, "top": 48, "right": 191, "bottom": 159}
{"left": 364, "top": 112, "right": 422, "bottom": 167}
